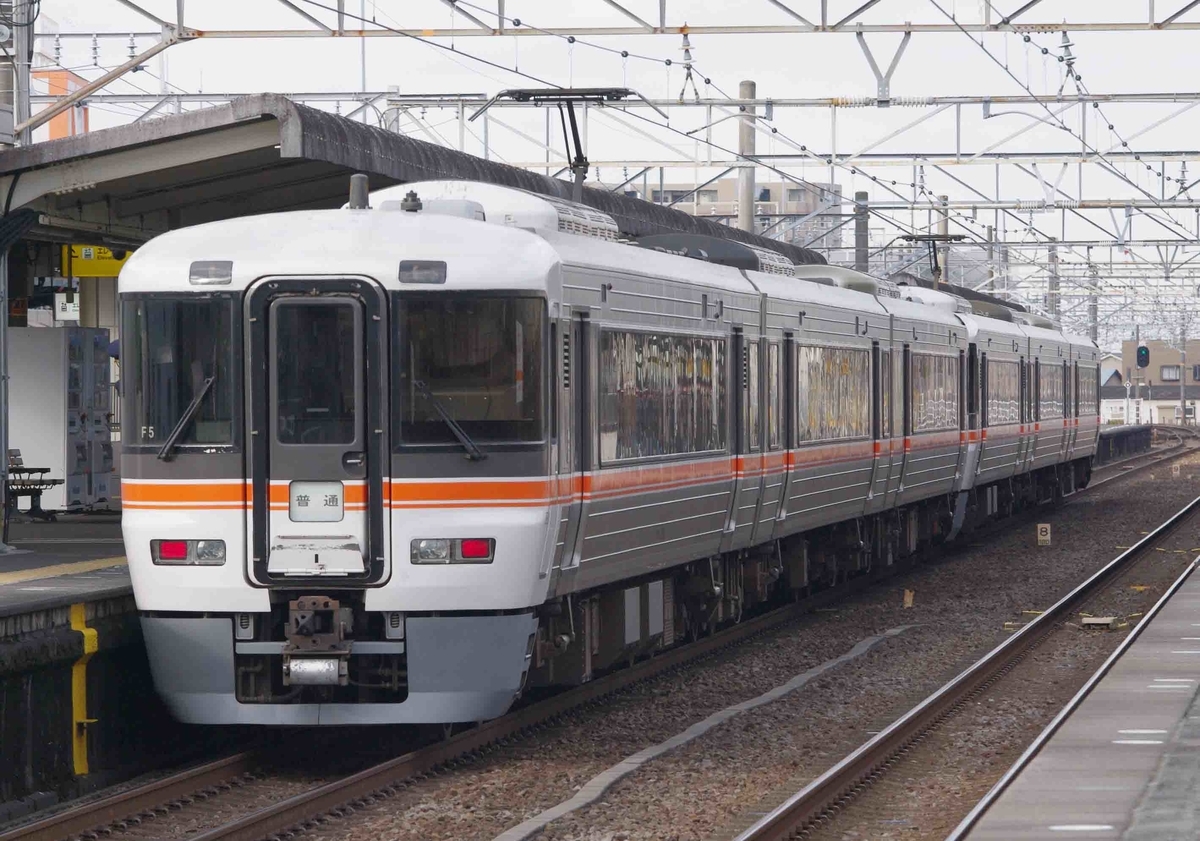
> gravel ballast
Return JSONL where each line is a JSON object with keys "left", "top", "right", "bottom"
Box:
{"left": 301, "top": 451, "right": 1200, "bottom": 841}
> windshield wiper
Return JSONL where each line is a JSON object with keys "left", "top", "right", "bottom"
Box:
{"left": 413, "top": 379, "right": 487, "bottom": 461}
{"left": 157, "top": 376, "right": 215, "bottom": 461}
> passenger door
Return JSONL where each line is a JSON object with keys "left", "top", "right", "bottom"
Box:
{"left": 865, "top": 341, "right": 890, "bottom": 515}
{"left": 246, "top": 278, "right": 390, "bottom": 586}
{"left": 723, "top": 330, "right": 763, "bottom": 552}
{"left": 556, "top": 311, "right": 588, "bottom": 572}
{"left": 751, "top": 340, "right": 785, "bottom": 545}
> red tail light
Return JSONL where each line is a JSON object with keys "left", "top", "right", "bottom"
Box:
{"left": 157, "top": 540, "right": 189, "bottom": 560}
{"left": 459, "top": 538, "right": 492, "bottom": 559}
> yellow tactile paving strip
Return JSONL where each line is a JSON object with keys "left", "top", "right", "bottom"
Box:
{"left": 0, "top": 557, "right": 127, "bottom": 586}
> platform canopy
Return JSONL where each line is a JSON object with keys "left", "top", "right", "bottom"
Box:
{"left": 0, "top": 93, "right": 825, "bottom": 265}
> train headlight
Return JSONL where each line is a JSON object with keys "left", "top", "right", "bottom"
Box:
{"left": 151, "top": 539, "right": 227, "bottom": 566}
{"left": 412, "top": 538, "right": 451, "bottom": 563}
{"left": 410, "top": 538, "right": 495, "bottom": 564}
{"left": 195, "top": 540, "right": 227, "bottom": 562}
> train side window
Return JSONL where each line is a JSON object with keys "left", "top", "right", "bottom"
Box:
{"left": 1036, "top": 359, "right": 1064, "bottom": 421}
{"left": 795, "top": 344, "right": 871, "bottom": 442}
{"left": 871, "top": 343, "right": 881, "bottom": 440}
{"left": 598, "top": 329, "right": 727, "bottom": 463}
{"left": 1034, "top": 361, "right": 1043, "bottom": 421}
{"left": 767, "top": 343, "right": 782, "bottom": 450}
{"left": 902, "top": 345, "right": 912, "bottom": 437}
{"left": 1076, "top": 362, "right": 1098, "bottom": 419}
{"left": 747, "top": 340, "right": 761, "bottom": 452}
{"left": 1063, "top": 361, "right": 1072, "bottom": 419}
{"left": 880, "top": 348, "right": 892, "bottom": 439}
{"left": 1072, "top": 361, "right": 1080, "bottom": 419}
{"left": 909, "top": 352, "right": 960, "bottom": 433}
{"left": 985, "top": 357, "right": 1020, "bottom": 426}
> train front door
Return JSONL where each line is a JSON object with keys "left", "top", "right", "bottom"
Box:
{"left": 246, "top": 278, "right": 390, "bottom": 586}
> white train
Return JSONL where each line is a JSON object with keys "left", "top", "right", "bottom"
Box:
{"left": 119, "top": 179, "right": 1100, "bottom": 725}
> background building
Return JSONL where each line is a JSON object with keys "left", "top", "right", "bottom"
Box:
{"left": 1098, "top": 340, "right": 1200, "bottom": 424}
{"left": 633, "top": 177, "right": 844, "bottom": 250}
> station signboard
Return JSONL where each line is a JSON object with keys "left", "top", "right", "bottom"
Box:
{"left": 61, "top": 245, "right": 131, "bottom": 278}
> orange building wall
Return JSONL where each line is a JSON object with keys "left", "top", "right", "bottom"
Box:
{"left": 32, "top": 68, "right": 89, "bottom": 139}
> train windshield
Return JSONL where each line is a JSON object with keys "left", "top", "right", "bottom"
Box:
{"left": 122, "top": 295, "right": 237, "bottom": 448}
{"left": 395, "top": 296, "right": 544, "bottom": 445}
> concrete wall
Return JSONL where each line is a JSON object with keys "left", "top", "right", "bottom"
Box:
{"left": 0, "top": 596, "right": 183, "bottom": 817}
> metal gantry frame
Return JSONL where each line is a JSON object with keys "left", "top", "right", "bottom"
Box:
{"left": 19, "top": 0, "right": 1200, "bottom": 347}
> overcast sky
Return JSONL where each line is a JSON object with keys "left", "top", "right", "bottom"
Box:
{"left": 41, "top": 1, "right": 1200, "bottom": 182}
{"left": 32, "top": 1, "right": 1200, "bottom": 341}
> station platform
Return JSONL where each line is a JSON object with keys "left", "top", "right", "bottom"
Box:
{"left": 964, "top": 558, "right": 1200, "bottom": 840}
{"left": 0, "top": 514, "right": 148, "bottom": 814}
{"left": 0, "top": 513, "right": 128, "bottom": 620}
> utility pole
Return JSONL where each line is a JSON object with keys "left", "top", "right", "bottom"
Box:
{"left": 1135, "top": 324, "right": 1143, "bottom": 416}
{"left": 1088, "top": 256, "right": 1098, "bottom": 342}
{"left": 13, "top": 0, "right": 30, "bottom": 145}
{"left": 1048, "top": 238, "right": 1060, "bottom": 319}
{"left": 854, "top": 190, "right": 869, "bottom": 272}
{"left": 736, "top": 79, "right": 756, "bottom": 234}
{"left": 937, "top": 195, "right": 949, "bottom": 285}
{"left": 360, "top": 0, "right": 368, "bottom": 123}
{"left": 985, "top": 225, "right": 994, "bottom": 292}
{"left": 1181, "top": 315, "right": 1188, "bottom": 425}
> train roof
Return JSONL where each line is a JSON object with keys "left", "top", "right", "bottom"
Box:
{"left": 544, "top": 229, "right": 758, "bottom": 298}
{"left": 957, "top": 312, "right": 1028, "bottom": 343}
{"left": 745, "top": 270, "right": 891, "bottom": 315}
{"left": 118, "top": 209, "right": 561, "bottom": 294}
{"left": 121, "top": 181, "right": 1093, "bottom": 357}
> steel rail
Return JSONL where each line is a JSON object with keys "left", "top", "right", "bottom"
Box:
{"left": 732, "top": 492, "right": 1200, "bottom": 841}
{"left": 183, "top": 596, "right": 825, "bottom": 841}
{"left": 944, "top": 554, "right": 1200, "bottom": 840}
{"left": 0, "top": 753, "right": 256, "bottom": 841}
{"left": 1, "top": 587, "right": 832, "bottom": 841}
{"left": 3, "top": 430, "right": 1190, "bottom": 841}
{"left": 1089, "top": 427, "right": 1191, "bottom": 487}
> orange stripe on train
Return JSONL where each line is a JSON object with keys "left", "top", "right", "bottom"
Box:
{"left": 121, "top": 481, "right": 247, "bottom": 504}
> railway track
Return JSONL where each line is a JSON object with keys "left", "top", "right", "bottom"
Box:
{"left": 3, "top": 435, "right": 1194, "bottom": 841}
{"left": 732, "top": 492, "right": 1200, "bottom": 841}
{"left": 1089, "top": 426, "right": 1193, "bottom": 487}
{"left": 943, "top": 553, "right": 1200, "bottom": 841}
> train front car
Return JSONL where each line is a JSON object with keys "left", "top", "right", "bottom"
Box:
{"left": 120, "top": 207, "right": 560, "bottom": 725}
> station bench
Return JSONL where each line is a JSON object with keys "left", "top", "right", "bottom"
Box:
{"left": 4, "top": 449, "right": 64, "bottom": 542}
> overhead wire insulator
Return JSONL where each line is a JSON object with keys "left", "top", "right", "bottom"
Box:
{"left": 677, "top": 29, "right": 698, "bottom": 103}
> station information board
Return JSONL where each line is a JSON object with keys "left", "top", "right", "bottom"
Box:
{"left": 61, "top": 245, "right": 131, "bottom": 278}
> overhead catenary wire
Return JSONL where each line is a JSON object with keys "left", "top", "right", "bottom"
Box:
{"left": 928, "top": 0, "right": 1194, "bottom": 243}
{"left": 299, "top": 0, "right": 1090, "bottom": 307}
{"left": 427, "top": 0, "right": 1095, "bottom": 279}
{"left": 54, "top": 0, "right": 1116, "bottom": 315}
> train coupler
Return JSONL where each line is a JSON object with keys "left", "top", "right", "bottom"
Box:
{"left": 282, "top": 595, "right": 352, "bottom": 686}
